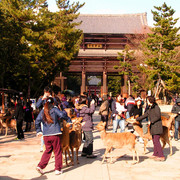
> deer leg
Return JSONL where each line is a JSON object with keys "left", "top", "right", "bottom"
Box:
{"left": 65, "top": 148, "right": 71, "bottom": 166}
{"left": 162, "top": 137, "right": 172, "bottom": 156}
{"left": 70, "top": 147, "right": 74, "bottom": 166}
{"left": 102, "top": 147, "right": 111, "bottom": 164}
{"left": 67, "top": 148, "right": 72, "bottom": 163}
{"left": 109, "top": 148, "right": 114, "bottom": 163}
{"left": 64, "top": 149, "right": 69, "bottom": 166}
{"left": 136, "top": 149, "right": 139, "bottom": 163}
{"left": 131, "top": 148, "right": 139, "bottom": 165}
{"left": 169, "top": 140, "right": 172, "bottom": 156}
{"left": 76, "top": 147, "right": 80, "bottom": 164}
{"left": 143, "top": 139, "right": 148, "bottom": 154}
{"left": 5, "top": 127, "right": 8, "bottom": 136}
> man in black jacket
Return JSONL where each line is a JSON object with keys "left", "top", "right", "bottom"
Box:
{"left": 14, "top": 99, "right": 25, "bottom": 140}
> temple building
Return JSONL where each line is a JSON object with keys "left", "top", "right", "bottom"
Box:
{"left": 54, "top": 13, "right": 149, "bottom": 97}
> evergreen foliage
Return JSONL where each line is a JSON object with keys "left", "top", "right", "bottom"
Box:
{"left": 141, "top": 3, "right": 180, "bottom": 94}
{"left": 0, "top": 0, "right": 84, "bottom": 98}
{"left": 114, "top": 45, "right": 139, "bottom": 95}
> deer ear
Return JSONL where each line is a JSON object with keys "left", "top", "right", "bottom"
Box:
{"left": 135, "top": 115, "right": 139, "bottom": 119}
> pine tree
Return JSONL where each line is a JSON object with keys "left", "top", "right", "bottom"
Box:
{"left": 141, "top": 3, "right": 180, "bottom": 99}
{"left": 0, "top": 0, "right": 84, "bottom": 98}
{"left": 114, "top": 45, "right": 139, "bottom": 96}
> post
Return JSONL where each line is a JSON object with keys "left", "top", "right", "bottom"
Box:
{"left": 102, "top": 70, "right": 107, "bottom": 95}
{"left": 60, "top": 72, "right": 64, "bottom": 92}
{"left": 2, "top": 92, "right": 5, "bottom": 114}
{"left": 81, "top": 70, "right": 86, "bottom": 94}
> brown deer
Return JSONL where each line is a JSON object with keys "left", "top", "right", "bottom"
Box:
{"left": 0, "top": 118, "right": 17, "bottom": 136}
{"left": 161, "top": 113, "right": 176, "bottom": 128}
{"left": 126, "top": 113, "right": 176, "bottom": 156}
{"left": 69, "top": 117, "right": 83, "bottom": 165}
{"left": 96, "top": 121, "right": 139, "bottom": 164}
{"left": 161, "top": 113, "right": 177, "bottom": 139}
{"left": 60, "top": 120, "right": 72, "bottom": 166}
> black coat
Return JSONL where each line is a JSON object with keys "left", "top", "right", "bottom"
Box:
{"left": 136, "top": 103, "right": 163, "bottom": 135}
{"left": 14, "top": 103, "right": 25, "bottom": 122}
{"left": 132, "top": 105, "right": 142, "bottom": 117}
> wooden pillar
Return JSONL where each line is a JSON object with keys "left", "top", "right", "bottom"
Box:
{"left": 102, "top": 70, "right": 107, "bottom": 95}
{"left": 2, "top": 92, "right": 5, "bottom": 114}
{"left": 81, "top": 70, "right": 86, "bottom": 95}
{"left": 60, "top": 72, "right": 64, "bottom": 92}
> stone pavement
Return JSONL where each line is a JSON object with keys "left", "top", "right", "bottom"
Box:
{"left": 1, "top": 105, "right": 180, "bottom": 180}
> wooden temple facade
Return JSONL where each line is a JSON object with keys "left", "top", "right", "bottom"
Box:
{"left": 54, "top": 13, "right": 149, "bottom": 96}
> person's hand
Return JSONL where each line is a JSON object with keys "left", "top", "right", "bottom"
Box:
{"left": 81, "top": 122, "right": 86, "bottom": 127}
{"left": 42, "top": 93, "right": 48, "bottom": 100}
{"left": 90, "top": 99, "right": 95, "bottom": 105}
{"left": 37, "top": 132, "right": 43, "bottom": 137}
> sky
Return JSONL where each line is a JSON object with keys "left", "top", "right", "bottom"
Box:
{"left": 47, "top": 0, "right": 180, "bottom": 27}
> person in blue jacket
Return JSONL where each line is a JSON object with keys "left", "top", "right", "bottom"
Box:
{"left": 35, "top": 97, "right": 71, "bottom": 175}
{"left": 36, "top": 86, "right": 57, "bottom": 109}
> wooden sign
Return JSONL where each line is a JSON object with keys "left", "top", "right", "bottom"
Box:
{"left": 87, "top": 44, "right": 102, "bottom": 48}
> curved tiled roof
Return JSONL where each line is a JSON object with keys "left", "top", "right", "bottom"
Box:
{"left": 75, "top": 13, "right": 148, "bottom": 34}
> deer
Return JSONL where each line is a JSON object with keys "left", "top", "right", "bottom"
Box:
{"left": 161, "top": 113, "right": 177, "bottom": 139}
{"left": 60, "top": 120, "right": 72, "bottom": 166}
{"left": 96, "top": 121, "right": 139, "bottom": 164}
{"left": 126, "top": 113, "right": 176, "bottom": 156}
{"left": 0, "top": 117, "right": 17, "bottom": 136}
{"left": 69, "top": 117, "right": 83, "bottom": 165}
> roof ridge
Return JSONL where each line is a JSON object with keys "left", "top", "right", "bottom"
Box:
{"left": 79, "top": 13, "right": 147, "bottom": 17}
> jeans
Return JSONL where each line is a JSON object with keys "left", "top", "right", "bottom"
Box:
{"left": 174, "top": 120, "right": 180, "bottom": 139}
{"left": 82, "top": 131, "right": 94, "bottom": 155}
{"left": 113, "top": 118, "right": 125, "bottom": 133}
{"left": 126, "top": 112, "right": 130, "bottom": 119}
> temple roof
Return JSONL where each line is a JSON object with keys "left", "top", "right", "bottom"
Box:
{"left": 75, "top": 13, "right": 149, "bottom": 34}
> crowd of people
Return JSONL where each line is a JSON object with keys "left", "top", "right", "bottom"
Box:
{"left": 9, "top": 87, "right": 180, "bottom": 175}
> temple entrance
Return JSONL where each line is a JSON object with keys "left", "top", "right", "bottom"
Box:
{"left": 87, "top": 76, "right": 101, "bottom": 96}
{"left": 53, "top": 14, "right": 149, "bottom": 97}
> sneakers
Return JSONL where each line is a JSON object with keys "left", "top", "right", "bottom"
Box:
{"left": 55, "top": 170, "right": 63, "bottom": 175}
{"left": 14, "top": 138, "right": 21, "bottom": 141}
{"left": 154, "top": 157, "right": 165, "bottom": 161}
{"left": 81, "top": 153, "right": 87, "bottom": 157}
{"left": 149, "top": 155, "right": 156, "bottom": 159}
{"left": 36, "top": 167, "right": 44, "bottom": 175}
{"left": 86, "top": 154, "right": 97, "bottom": 158}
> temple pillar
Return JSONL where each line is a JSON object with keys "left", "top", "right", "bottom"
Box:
{"left": 59, "top": 72, "right": 64, "bottom": 92}
{"left": 81, "top": 70, "right": 86, "bottom": 95}
{"left": 102, "top": 70, "right": 108, "bottom": 96}
{"left": 1, "top": 92, "right": 5, "bottom": 114}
